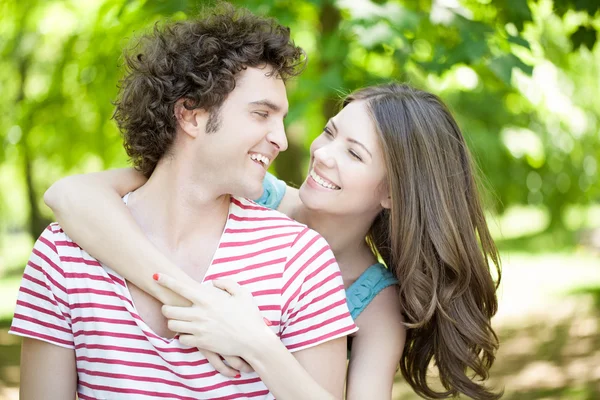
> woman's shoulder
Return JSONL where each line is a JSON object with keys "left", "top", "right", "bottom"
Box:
{"left": 347, "top": 262, "right": 404, "bottom": 338}
{"left": 355, "top": 284, "right": 404, "bottom": 331}
{"left": 346, "top": 263, "right": 398, "bottom": 320}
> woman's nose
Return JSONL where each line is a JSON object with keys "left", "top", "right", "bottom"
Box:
{"left": 313, "top": 145, "right": 335, "bottom": 169}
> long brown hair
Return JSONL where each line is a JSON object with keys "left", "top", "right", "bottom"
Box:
{"left": 344, "top": 83, "right": 502, "bottom": 399}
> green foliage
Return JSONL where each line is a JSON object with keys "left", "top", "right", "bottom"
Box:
{"left": 0, "top": 0, "right": 599, "bottom": 241}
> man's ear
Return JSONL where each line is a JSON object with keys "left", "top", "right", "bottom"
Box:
{"left": 175, "top": 99, "right": 207, "bottom": 138}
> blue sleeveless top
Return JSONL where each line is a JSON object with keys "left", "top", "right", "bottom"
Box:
{"left": 345, "top": 263, "right": 398, "bottom": 319}
{"left": 255, "top": 173, "right": 398, "bottom": 319}
{"left": 256, "top": 172, "right": 288, "bottom": 210}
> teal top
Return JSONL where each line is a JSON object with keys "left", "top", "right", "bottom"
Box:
{"left": 345, "top": 263, "right": 398, "bottom": 319}
{"left": 255, "top": 173, "right": 398, "bottom": 320}
{"left": 256, "top": 172, "right": 288, "bottom": 210}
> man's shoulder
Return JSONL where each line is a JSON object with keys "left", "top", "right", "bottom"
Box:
{"left": 231, "top": 197, "right": 331, "bottom": 254}
{"left": 40, "top": 222, "right": 82, "bottom": 250}
{"left": 36, "top": 223, "right": 103, "bottom": 271}
{"left": 231, "top": 197, "right": 305, "bottom": 226}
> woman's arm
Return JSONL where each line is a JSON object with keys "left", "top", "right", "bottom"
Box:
{"left": 43, "top": 168, "right": 191, "bottom": 307}
{"left": 157, "top": 276, "right": 342, "bottom": 400}
{"left": 246, "top": 329, "right": 345, "bottom": 400}
{"left": 346, "top": 286, "right": 406, "bottom": 399}
{"left": 44, "top": 169, "right": 252, "bottom": 377}
{"left": 276, "top": 185, "right": 300, "bottom": 216}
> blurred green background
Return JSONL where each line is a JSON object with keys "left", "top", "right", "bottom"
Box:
{"left": 1, "top": 0, "right": 599, "bottom": 398}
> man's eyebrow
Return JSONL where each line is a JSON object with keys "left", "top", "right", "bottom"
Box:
{"left": 249, "top": 100, "right": 288, "bottom": 119}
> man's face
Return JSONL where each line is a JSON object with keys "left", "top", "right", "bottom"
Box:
{"left": 193, "top": 66, "right": 289, "bottom": 199}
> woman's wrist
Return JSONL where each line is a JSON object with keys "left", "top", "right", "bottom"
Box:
{"left": 151, "top": 283, "right": 191, "bottom": 307}
{"left": 244, "top": 325, "right": 281, "bottom": 367}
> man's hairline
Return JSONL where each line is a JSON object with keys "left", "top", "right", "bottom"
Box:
{"left": 174, "top": 62, "right": 289, "bottom": 128}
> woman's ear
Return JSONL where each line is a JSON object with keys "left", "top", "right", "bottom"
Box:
{"left": 380, "top": 181, "right": 392, "bottom": 209}
{"left": 381, "top": 195, "right": 392, "bottom": 210}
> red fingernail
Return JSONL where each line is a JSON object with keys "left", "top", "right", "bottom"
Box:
{"left": 153, "top": 273, "right": 159, "bottom": 281}
{"left": 234, "top": 374, "right": 241, "bottom": 378}
{"left": 263, "top": 317, "right": 272, "bottom": 326}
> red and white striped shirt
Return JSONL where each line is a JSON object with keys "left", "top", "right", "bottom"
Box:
{"left": 10, "top": 196, "right": 357, "bottom": 399}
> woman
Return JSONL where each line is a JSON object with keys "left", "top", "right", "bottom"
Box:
{"left": 45, "top": 83, "right": 501, "bottom": 399}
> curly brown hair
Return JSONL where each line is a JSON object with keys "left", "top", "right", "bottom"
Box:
{"left": 113, "top": 3, "right": 305, "bottom": 177}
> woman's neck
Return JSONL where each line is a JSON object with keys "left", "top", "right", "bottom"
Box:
{"left": 290, "top": 204, "right": 378, "bottom": 278}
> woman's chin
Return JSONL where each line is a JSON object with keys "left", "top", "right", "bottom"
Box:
{"left": 299, "top": 185, "right": 332, "bottom": 213}
{"left": 298, "top": 184, "right": 317, "bottom": 209}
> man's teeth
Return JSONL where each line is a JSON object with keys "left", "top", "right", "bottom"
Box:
{"left": 310, "top": 169, "right": 340, "bottom": 190}
{"left": 250, "top": 153, "right": 270, "bottom": 166}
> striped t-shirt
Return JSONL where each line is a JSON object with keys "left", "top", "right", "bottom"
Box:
{"left": 10, "top": 196, "right": 358, "bottom": 399}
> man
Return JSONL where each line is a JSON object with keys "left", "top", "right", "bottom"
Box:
{"left": 10, "top": 5, "right": 357, "bottom": 399}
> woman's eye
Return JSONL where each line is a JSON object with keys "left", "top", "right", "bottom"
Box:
{"left": 349, "top": 150, "right": 362, "bottom": 161}
{"left": 324, "top": 127, "right": 333, "bottom": 136}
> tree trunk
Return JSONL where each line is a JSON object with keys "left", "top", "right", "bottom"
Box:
{"left": 16, "top": 45, "right": 49, "bottom": 239}
{"left": 23, "top": 142, "right": 49, "bottom": 237}
{"left": 319, "top": 1, "right": 342, "bottom": 121}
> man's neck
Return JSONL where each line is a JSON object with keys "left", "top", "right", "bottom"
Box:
{"left": 121, "top": 158, "right": 231, "bottom": 339}
{"left": 127, "top": 157, "right": 231, "bottom": 253}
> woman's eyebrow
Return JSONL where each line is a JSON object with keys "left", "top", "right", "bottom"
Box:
{"left": 347, "top": 138, "right": 372, "bottom": 158}
{"left": 329, "top": 119, "right": 372, "bottom": 158}
{"left": 330, "top": 119, "right": 338, "bottom": 131}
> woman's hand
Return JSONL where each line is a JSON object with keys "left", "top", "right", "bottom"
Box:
{"left": 198, "top": 349, "right": 251, "bottom": 379}
{"left": 154, "top": 274, "right": 275, "bottom": 370}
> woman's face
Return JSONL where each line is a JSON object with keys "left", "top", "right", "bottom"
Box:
{"left": 299, "top": 100, "right": 391, "bottom": 217}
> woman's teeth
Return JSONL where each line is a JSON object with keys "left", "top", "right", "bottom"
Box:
{"left": 250, "top": 153, "right": 270, "bottom": 166}
{"left": 310, "top": 169, "right": 340, "bottom": 190}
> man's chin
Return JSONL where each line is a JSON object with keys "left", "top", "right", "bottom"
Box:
{"left": 234, "top": 184, "right": 263, "bottom": 201}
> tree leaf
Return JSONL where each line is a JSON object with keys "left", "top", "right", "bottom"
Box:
{"left": 570, "top": 25, "right": 597, "bottom": 50}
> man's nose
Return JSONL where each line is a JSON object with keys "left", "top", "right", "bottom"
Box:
{"left": 267, "top": 122, "right": 288, "bottom": 152}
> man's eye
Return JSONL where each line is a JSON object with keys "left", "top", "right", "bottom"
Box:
{"left": 254, "top": 112, "right": 268, "bottom": 119}
{"left": 324, "top": 127, "right": 333, "bottom": 136}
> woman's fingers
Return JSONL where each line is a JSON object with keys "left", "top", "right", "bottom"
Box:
{"left": 162, "top": 305, "right": 200, "bottom": 321}
{"left": 223, "top": 355, "right": 254, "bottom": 374}
{"left": 153, "top": 274, "right": 200, "bottom": 303}
{"left": 177, "top": 336, "right": 251, "bottom": 376}
{"left": 211, "top": 279, "right": 243, "bottom": 296}
{"left": 167, "top": 319, "right": 196, "bottom": 334}
{"left": 195, "top": 348, "right": 240, "bottom": 378}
